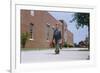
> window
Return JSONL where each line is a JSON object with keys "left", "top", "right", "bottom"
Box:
{"left": 29, "top": 23, "right": 34, "bottom": 40}
{"left": 30, "top": 10, "right": 34, "bottom": 16}
{"left": 64, "top": 28, "right": 67, "bottom": 42}
{"left": 45, "top": 23, "right": 54, "bottom": 42}
{"left": 46, "top": 23, "right": 50, "bottom": 40}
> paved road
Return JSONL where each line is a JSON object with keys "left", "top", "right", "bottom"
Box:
{"left": 21, "top": 48, "right": 89, "bottom": 63}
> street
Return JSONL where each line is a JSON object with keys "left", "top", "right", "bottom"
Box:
{"left": 21, "top": 48, "right": 89, "bottom": 63}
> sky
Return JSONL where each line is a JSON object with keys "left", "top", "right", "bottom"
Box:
{"left": 49, "top": 11, "right": 88, "bottom": 44}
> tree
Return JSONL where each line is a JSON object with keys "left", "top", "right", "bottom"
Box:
{"left": 71, "top": 13, "right": 90, "bottom": 29}
{"left": 71, "top": 13, "right": 90, "bottom": 50}
{"left": 21, "top": 32, "right": 29, "bottom": 48}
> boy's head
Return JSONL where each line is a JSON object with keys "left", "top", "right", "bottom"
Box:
{"left": 55, "top": 23, "right": 59, "bottom": 29}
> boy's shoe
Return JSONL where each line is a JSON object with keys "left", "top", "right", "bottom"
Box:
{"left": 55, "top": 49, "right": 60, "bottom": 54}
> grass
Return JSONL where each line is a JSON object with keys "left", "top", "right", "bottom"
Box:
{"left": 21, "top": 47, "right": 89, "bottom": 51}
{"left": 78, "top": 49, "right": 89, "bottom": 51}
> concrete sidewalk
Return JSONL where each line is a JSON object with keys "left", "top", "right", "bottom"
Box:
{"left": 21, "top": 48, "right": 89, "bottom": 63}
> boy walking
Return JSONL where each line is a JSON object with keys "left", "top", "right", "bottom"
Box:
{"left": 53, "top": 23, "right": 62, "bottom": 54}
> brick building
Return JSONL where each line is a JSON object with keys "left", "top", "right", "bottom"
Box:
{"left": 21, "top": 10, "right": 73, "bottom": 49}
{"left": 59, "top": 20, "right": 73, "bottom": 46}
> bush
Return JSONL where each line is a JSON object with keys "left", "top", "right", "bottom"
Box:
{"left": 67, "top": 44, "right": 73, "bottom": 48}
{"left": 63, "top": 42, "right": 73, "bottom": 48}
{"left": 21, "top": 32, "right": 29, "bottom": 48}
{"left": 63, "top": 42, "right": 67, "bottom": 47}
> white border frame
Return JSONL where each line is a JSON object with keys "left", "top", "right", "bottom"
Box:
{"left": 11, "top": 0, "right": 96, "bottom": 73}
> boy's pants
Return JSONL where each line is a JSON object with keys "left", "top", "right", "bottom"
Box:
{"left": 55, "top": 40, "right": 60, "bottom": 51}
